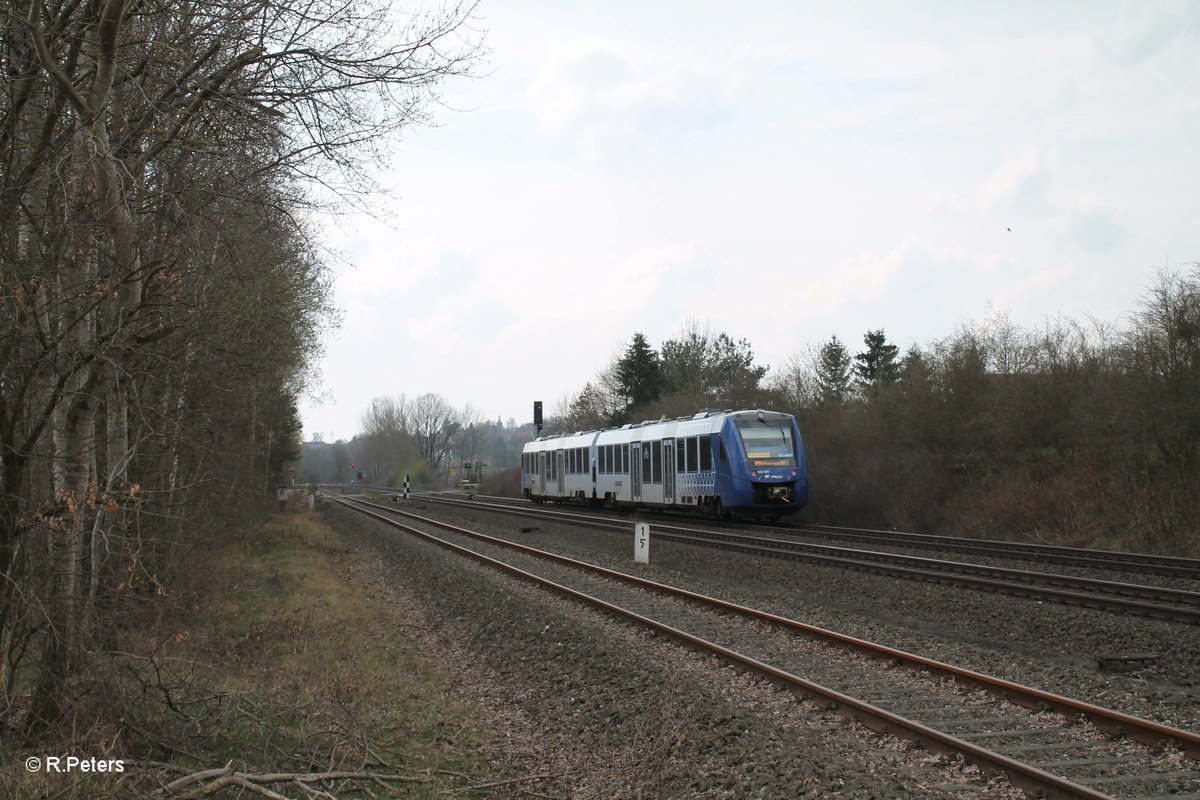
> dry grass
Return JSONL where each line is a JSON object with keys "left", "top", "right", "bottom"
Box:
{"left": 1, "top": 511, "right": 503, "bottom": 799}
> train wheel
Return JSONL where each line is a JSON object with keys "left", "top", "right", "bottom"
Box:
{"left": 711, "top": 498, "right": 724, "bottom": 521}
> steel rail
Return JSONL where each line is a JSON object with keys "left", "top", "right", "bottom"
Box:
{"left": 332, "top": 495, "right": 1139, "bottom": 800}
{"left": 334, "top": 495, "right": 1200, "bottom": 760}
{"left": 780, "top": 522, "right": 1200, "bottom": 579}
{"left": 425, "top": 489, "right": 1200, "bottom": 579}
{"left": 407, "top": 494, "right": 1200, "bottom": 624}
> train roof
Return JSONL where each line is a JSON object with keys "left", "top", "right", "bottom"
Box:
{"left": 523, "top": 409, "right": 794, "bottom": 450}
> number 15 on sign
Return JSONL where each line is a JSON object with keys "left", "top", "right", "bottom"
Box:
{"left": 634, "top": 522, "right": 649, "bottom": 564}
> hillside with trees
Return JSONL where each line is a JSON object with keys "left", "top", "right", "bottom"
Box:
{"left": 552, "top": 269, "right": 1199, "bottom": 556}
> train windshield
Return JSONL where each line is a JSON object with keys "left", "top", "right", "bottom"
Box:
{"left": 735, "top": 418, "right": 796, "bottom": 467}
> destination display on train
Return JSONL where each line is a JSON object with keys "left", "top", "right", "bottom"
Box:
{"left": 747, "top": 452, "right": 795, "bottom": 467}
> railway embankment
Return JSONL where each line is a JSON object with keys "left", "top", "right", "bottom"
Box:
{"left": 4, "top": 511, "right": 520, "bottom": 799}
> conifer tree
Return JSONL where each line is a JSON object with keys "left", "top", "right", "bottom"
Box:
{"left": 854, "top": 329, "right": 901, "bottom": 394}
{"left": 614, "top": 332, "right": 664, "bottom": 416}
{"left": 815, "top": 336, "right": 853, "bottom": 406}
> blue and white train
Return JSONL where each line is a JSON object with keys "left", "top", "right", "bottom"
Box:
{"left": 521, "top": 409, "right": 808, "bottom": 520}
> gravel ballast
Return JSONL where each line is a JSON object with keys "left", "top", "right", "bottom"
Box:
{"left": 411, "top": 500, "right": 1200, "bottom": 735}
{"left": 327, "top": 504, "right": 1029, "bottom": 798}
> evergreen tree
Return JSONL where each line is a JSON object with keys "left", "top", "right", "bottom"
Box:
{"left": 613, "top": 332, "right": 664, "bottom": 415}
{"left": 659, "top": 321, "right": 766, "bottom": 410}
{"left": 854, "top": 329, "right": 901, "bottom": 393}
{"left": 815, "top": 335, "right": 853, "bottom": 406}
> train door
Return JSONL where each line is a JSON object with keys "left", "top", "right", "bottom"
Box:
{"left": 537, "top": 452, "right": 546, "bottom": 496}
{"left": 630, "top": 442, "right": 642, "bottom": 502}
{"left": 663, "top": 439, "right": 676, "bottom": 504}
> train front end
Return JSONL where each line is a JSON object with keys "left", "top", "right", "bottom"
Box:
{"left": 719, "top": 410, "right": 808, "bottom": 518}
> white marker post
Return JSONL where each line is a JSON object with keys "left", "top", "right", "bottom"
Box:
{"left": 634, "top": 522, "right": 650, "bottom": 564}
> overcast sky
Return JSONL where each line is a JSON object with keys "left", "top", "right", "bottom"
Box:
{"left": 298, "top": 0, "right": 1200, "bottom": 442}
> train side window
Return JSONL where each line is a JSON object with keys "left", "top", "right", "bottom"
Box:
{"left": 718, "top": 436, "right": 728, "bottom": 463}
{"left": 700, "top": 435, "right": 713, "bottom": 471}
{"left": 642, "top": 443, "right": 652, "bottom": 483}
{"left": 680, "top": 438, "right": 690, "bottom": 473}
{"left": 651, "top": 440, "right": 662, "bottom": 484}
{"left": 621, "top": 444, "right": 629, "bottom": 474}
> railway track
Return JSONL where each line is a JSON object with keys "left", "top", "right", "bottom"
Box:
{"left": 776, "top": 522, "right": 1200, "bottom": 581}
{"left": 416, "top": 490, "right": 1200, "bottom": 580}
{"left": 331, "top": 494, "right": 1200, "bottom": 800}
{"left": 392, "top": 492, "right": 1200, "bottom": 625}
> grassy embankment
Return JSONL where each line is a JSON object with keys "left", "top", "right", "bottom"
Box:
{"left": 3, "top": 509, "right": 505, "bottom": 799}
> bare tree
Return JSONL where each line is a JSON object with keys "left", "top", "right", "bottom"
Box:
{"left": 767, "top": 348, "right": 819, "bottom": 412}
{"left": 0, "top": 0, "right": 484, "bottom": 730}
{"left": 408, "top": 394, "right": 460, "bottom": 472}
{"left": 360, "top": 396, "right": 417, "bottom": 482}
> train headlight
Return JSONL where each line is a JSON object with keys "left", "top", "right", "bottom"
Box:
{"left": 750, "top": 470, "right": 758, "bottom": 477}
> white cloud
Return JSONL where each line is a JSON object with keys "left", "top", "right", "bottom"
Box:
{"left": 526, "top": 37, "right": 748, "bottom": 157}
{"left": 979, "top": 146, "right": 1057, "bottom": 217}
{"left": 299, "top": 1, "right": 1200, "bottom": 441}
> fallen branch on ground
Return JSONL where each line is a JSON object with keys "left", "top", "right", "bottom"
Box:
{"left": 161, "top": 765, "right": 432, "bottom": 799}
